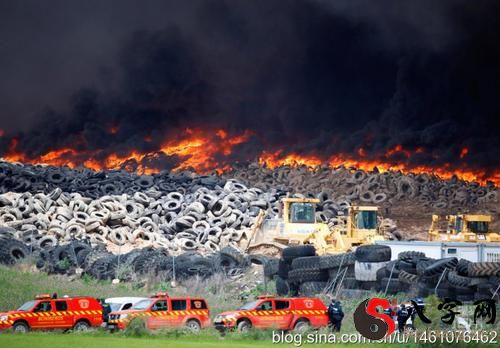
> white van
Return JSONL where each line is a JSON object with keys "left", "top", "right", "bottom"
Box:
{"left": 105, "top": 297, "right": 149, "bottom": 312}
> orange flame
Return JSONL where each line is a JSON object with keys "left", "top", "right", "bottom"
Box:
{"left": 259, "top": 150, "right": 498, "bottom": 186}
{"left": 1, "top": 129, "right": 498, "bottom": 186}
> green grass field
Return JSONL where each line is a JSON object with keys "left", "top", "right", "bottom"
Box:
{"left": 0, "top": 264, "right": 496, "bottom": 348}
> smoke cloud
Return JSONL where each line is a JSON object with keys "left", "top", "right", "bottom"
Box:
{"left": 0, "top": 0, "right": 499, "bottom": 177}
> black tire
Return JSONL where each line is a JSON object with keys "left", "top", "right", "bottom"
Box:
{"left": 355, "top": 245, "right": 391, "bottom": 262}
{"left": 456, "top": 259, "right": 472, "bottom": 276}
{"left": 220, "top": 246, "right": 247, "bottom": 267}
{"left": 247, "top": 254, "right": 268, "bottom": 266}
{"left": 299, "top": 281, "right": 327, "bottom": 296}
{"left": 282, "top": 246, "right": 316, "bottom": 263}
{"left": 423, "top": 258, "right": 458, "bottom": 276}
{"left": 319, "top": 253, "right": 355, "bottom": 269}
{"left": 278, "top": 259, "right": 290, "bottom": 279}
{"left": 291, "top": 256, "right": 321, "bottom": 270}
{"left": 399, "top": 270, "right": 420, "bottom": 284}
{"left": 51, "top": 244, "right": 78, "bottom": 271}
{"left": 447, "top": 271, "right": 477, "bottom": 288}
{"left": 398, "top": 260, "right": 417, "bottom": 274}
{"left": 264, "top": 258, "right": 279, "bottom": 277}
{"left": 468, "top": 262, "right": 500, "bottom": 277}
{"left": 398, "top": 251, "right": 426, "bottom": 262}
{"left": 288, "top": 268, "right": 328, "bottom": 285}
{"left": 237, "top": 320, "right": 251, "bottom": 333}
{"left": 385, "top": 260, "right": 400, "bottom": 277}
{"left": 293, "top": 319, "right": 310, "bottom": 333}
{"left": 376, "top": 267, "right": 388, "bottom": 281}
{"left": 416, "top": 260, "right": 435, "bottom": 275}
{"left": 0, "top": 239, "right": 30, "bottom": 265}
{"left": 276, "top": 276, "right": 290, "bottom": 295}
{"left": 88, "top": 256, "right": 118, "bottom": 280}
{"left": 186, "top": 319, "right": 201, "bottom": 332}
{"left": 73, "top": 320, "right": 91, "bottom": 332}
{"left": 12, "top": 321, "right": 29, "bottom": 333}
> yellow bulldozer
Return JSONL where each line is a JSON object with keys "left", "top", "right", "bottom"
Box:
{"left": 245, "top": 197, "right": 386, "bottom": 255}
{"left": 428, "top": 214, "right": 500, "bottom": 242}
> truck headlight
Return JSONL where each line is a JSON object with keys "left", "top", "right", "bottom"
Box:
{"left": 120, "top": 314, "right": 128, "bottom": 320}
{"left": 0, "top": 315, "right": 8, "bottom": 321}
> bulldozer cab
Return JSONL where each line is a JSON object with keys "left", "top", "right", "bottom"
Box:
{"left": 283, "top": 198, "right": 317, "bottom": 224}
{"left": 428, "top": 214, "right": 499, "bottom": 242}
{"left": 342, "top": 206, "right": 384, "bottom": 245}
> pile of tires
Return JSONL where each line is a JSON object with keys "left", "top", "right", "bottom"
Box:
{"left": 0, "top": 235, "right": 251, "bottom": 282}
{"left": 1, "top": 162, "right": 386, "bottom": 255}
{"left": 222, "top": 162, "right": 498, "bottom": 210}
{"left": 272, "top": 246, "right": 355, "bottom": 297}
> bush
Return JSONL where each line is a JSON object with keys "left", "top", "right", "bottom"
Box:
{"left": 122, "top": 318, "right": 148, "bottom": 337}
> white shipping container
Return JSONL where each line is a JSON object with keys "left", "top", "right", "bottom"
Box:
{"left": 375, "top": 241, "right": 500, "bottom": 262}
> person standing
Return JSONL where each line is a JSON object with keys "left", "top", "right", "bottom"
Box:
{"left": 397, "top": 304, "right": 409, "bottom": 333}
{"left": 328, "top": 299, "right": 344, "bottom": 332}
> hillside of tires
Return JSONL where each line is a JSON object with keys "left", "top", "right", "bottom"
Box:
{"left": 0, "top": 160, "right": 499, "bottom": 300}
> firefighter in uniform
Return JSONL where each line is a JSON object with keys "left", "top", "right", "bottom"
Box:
{"left": 328, "top": 299, "right": 344, "bottom": 332}
{"left": 397, "top": 304, "right": 410, "bottom": 333}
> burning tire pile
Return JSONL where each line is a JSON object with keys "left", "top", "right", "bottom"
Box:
{"left": 267, "top": 245, "right": 500, "bottom": 302}
{"left": 227, "top": 163, "right": 498, "bottom": 209}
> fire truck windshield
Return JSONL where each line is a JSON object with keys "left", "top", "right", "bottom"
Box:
{"left": 132, "top": 299, "right": 153, "bottom": 310}
{"left": 17, "top": 300, "right": 36, "bottom": 311}
{"left": 240, "top": 301, "right": 258, "bottom": 310}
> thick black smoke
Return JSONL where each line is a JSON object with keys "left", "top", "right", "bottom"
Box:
{"left": 0, "top": 0, "right": 499, "bottom": 175}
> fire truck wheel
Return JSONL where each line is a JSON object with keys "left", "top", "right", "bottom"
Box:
{"left": 12, "top": 321, "right": 29, "bottom": 333}
{"left": 354, "top": 245, "right": 391, "bottom": 263}
{"left": 186, "top": 319, "right": 201, "bottom": 332}
{"left": 237, "top": 319, "right": 252, "bottom": 333}
{"left": 293, "top": 319, "right": 310, "bottom": 333}
{"left": 73, "top": 320, "right": 91, "bottom": 332}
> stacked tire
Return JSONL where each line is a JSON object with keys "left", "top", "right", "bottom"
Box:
{"left": 354, "top": 245, "right": 392, "bottom": 291}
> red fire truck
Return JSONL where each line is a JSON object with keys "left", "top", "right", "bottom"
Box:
{"left": 214, "top": 295, "right": 329, "bottom": 332}
{"left": 0, "top": 294, "right": 103, "bottom": 332}
{"left": 107, "top": 292, "right": 210, "bottom": 332}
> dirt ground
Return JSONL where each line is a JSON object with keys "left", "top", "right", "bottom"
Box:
{"left": 380, "top": 199, "right": 500, "bottom": 240}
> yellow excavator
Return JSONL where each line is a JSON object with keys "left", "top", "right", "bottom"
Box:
{"left": 245, "top": 197, "right": 386, "bottom": 255}
{"left": 428, "top": 214, "right": 500, "bottom": 242}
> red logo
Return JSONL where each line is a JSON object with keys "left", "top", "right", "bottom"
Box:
{"left": 78, "top": 300, "right": 90, "bottom": 309}
{"left": 353, "top": 298, "right": 396, "bottom": 340}
{"left": 304, "top": 300, "right": 314, "bottom": 309}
